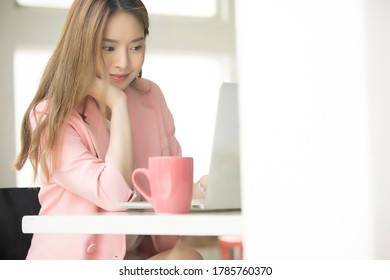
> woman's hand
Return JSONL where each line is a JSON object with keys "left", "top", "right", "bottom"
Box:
{"left": 89, "top": 77, "right": 127, "bottom": 110}
{"left": 89, "top": 77, "right": 134, "bottom": 189}
{"left": 192, "top": 175, "right": 208, "bottom": 199}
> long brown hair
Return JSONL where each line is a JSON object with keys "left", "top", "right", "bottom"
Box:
{"left": 14, "top": 0, "right": 149, "bottom": 183}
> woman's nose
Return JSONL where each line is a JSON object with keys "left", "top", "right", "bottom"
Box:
{"left": 114, "top": 49, "right": 129, "bottom": 69}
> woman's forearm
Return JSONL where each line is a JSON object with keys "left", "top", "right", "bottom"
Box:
{"left": 105, "top": 99, "right": 134, "bottom": 188}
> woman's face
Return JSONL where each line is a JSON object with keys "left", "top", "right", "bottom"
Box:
{"left": 99, "top": 11, "right": 146, "bottom": 90}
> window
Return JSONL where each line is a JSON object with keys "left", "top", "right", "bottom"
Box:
{"left": 14, "top": 48, "right": 51, "bottom": 187}
{"left": 15, "top": 0, "right": 217, "bottom": 17}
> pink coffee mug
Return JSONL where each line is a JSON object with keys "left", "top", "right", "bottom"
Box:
{"left": 131, "top": 156, "right": 193, "bottom": 213}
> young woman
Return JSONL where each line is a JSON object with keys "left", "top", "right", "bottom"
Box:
{"left": 15, "top": 0, "right": 205, "bottom": 260}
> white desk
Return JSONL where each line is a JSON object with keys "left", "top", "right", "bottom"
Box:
{"left": 22, "top": 210, "right": 243, "bottom": 236}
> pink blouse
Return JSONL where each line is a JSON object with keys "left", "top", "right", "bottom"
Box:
{"left": 26, "top": 78, "right": 181, "bottom": 259}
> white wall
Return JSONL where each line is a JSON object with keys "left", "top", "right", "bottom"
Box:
{"left": 366, "top": 0, "right": 390, "bottom": 259}
{"left": 236, "top": 0, "right": 390, "bottom": 259}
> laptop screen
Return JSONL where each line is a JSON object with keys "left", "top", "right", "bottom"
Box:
{"left": 205, "top": 83, "right": 241, "bottom": 210}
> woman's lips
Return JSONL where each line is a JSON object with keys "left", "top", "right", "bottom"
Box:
{"left": 110, "top": 74, "right": 129, "bottom": 82}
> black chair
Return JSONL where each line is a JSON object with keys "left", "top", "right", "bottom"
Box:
{"left": 0, "top": 187, "right": 41, "bottom": 259}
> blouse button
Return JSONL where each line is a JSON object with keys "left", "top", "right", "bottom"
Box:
{"left": 86, "top": 243, "right": 97, "bottom": 254}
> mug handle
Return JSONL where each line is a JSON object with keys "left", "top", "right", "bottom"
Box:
{"left": 131, "top": 168, "right": 152, "bottom": 201}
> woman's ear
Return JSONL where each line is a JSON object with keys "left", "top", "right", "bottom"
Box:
{"left": 137, "top": 69, "right": 143, "bottom": 78}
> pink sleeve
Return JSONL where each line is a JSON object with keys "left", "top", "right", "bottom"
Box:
{"left": 50, "top": 122, "right": 134, "bottom": 211}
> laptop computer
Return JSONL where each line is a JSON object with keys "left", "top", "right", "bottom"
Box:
{"left": 199, "top": 82, "right": 241, "bottom": 210}
{"left": 114, "top": 82, "right": 241, "bottom": 211}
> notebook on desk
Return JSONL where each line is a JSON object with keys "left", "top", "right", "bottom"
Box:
{"left": 114, "top": 83, "right": 241, "bottom": 212}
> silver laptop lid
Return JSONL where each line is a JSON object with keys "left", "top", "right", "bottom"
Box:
{"left": 205, "top": 83, "right": 241, "bottom": 210}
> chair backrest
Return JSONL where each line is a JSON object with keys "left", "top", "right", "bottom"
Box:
{"left": 0, "top": 187, "right": 41, "bottom": 260}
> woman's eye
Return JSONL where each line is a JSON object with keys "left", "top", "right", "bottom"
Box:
{"left": 130, "top": 46, "right": 143, "bottom": 52}
{"left": 102, "top": 46, "right": 114, "bottom": 52}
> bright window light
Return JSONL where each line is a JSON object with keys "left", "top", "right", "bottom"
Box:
{"left": 145, "top": 0, "right": 217, "bottom": 17}
{"left": 15, "top": 0, "right": 217, "bottom": 17}
{"left": 16, "top": 0, "right": 72, "bottom": 9}
{"left": 14, "top": 48, "right": 52, "bottom": 188}
{"left": 143, "top": 52, "right": 227, "bottom": 180}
